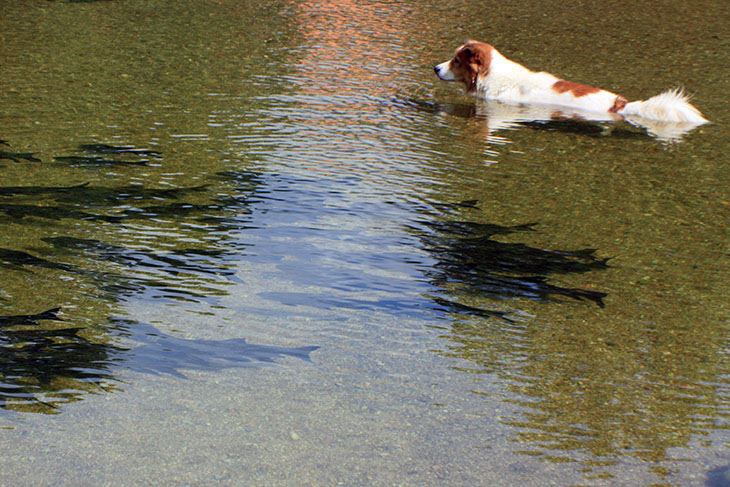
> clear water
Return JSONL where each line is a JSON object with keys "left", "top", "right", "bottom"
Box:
{"left": 1, "top": 0, "right": 728, "bottom": 485}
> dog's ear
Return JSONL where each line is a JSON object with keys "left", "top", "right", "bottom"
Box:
{"left": 460, "top": 43, "right": 485, "bottom": 67}
{"left": 467, "top": 48, "right": 486, "bottom": 67}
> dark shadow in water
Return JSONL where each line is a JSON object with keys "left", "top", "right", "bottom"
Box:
{"left": 0, "top": 151, "right": 42, "bottom": 163}
{"left": 116, "top": 319, "right": 318, "bottom": 379}
{"left": 0, "top": 308, "right": 116, "bottom": 413}
{"left": 259, "top": 198, "right": 606, "bottom": 324}
{"left": 260, "top": 291, "right": 514, "bottom": 322}
{"left": 521, "top": 119, "right": 645, "bottom": 139}
{"left": 430, "top": 296, "right": 515, "bottom": 322}
{"left": 40, "top": 236, "right": 243, "bottom": 303}
{"left": 0, "top": 179, "right": 216, "bottom": 226}
{"left": 0, "top": 202, "right": 125, "bottom": 223}
{"left": 0, "top": 140, "right": 41, "bottom": 164}
{"left": 54, "top": 143, "right": 162, "bottom": 167}
{"left": 1, "top": 234, "right": 239, "bottom": 306}
{"left": 0, "top": 149, "right": 260, "bottom": 299}
{"left": 0, "top": 182, "right": 207, "bottom": 201}
{"left": 424, "top": 206, "right": 727, "bottom": 476}
{"left": 0, "top": 308, "right": 317, "bottom": 414}
{"left": 411, "top": 214, "right": 608, "bottom": 309}
{"left": 54, "top": 156, "right": 149, "bottom": 167}
{"left": 45, "top": 237, "right": 237, "bottom": 278}
{"left": 707, "top": 466, "right": 730, "bottom": 487}
{"left": 0, "top": 248, "right": 76, "bottom": 272}
{"left": 0, "top": 181, "right": 91, "bottom": 196}
{"left": 77, "top": 144, "right": 161, "bottom": 157}
{"left": 0, "top": 146, "right": 279, "bottom": 414}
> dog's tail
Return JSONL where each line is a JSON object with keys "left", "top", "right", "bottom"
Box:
{"left": 620, "top": 88, "right": 708, "bottom": 124}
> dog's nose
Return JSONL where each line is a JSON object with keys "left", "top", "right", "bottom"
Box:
{"left": 434, "top": 66, "right": 440, "bottom": 74}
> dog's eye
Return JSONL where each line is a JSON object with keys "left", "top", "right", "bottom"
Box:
{"left": 453, "top": 57, "right": 459, "bottom": 64}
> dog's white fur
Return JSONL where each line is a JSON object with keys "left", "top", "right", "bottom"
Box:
{"left": 434, "top": 41, "right": 708, "bottom": 125}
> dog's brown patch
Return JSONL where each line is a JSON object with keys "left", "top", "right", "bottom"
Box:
{"left": 451, "top": 41, "right": 493, "bottom": 93}
{"left": 552, "top": 80, "right": 601, "bottom": 98}
{"left": 608, "top": 96, "right": 628, "bottom": 113}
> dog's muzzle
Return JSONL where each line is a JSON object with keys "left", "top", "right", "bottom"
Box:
{"left": 434, "top": 61, "right": 455, "bottom": 81}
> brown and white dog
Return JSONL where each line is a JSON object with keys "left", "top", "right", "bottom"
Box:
{"left": 434, "top": 40, "right": 708, "bottom": 125}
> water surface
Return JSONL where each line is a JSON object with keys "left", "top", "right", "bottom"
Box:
{"left": 1, "top": 0, "right": 728, "bottom": 485}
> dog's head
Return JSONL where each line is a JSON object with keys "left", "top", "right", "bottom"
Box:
{"left": 434, "top": 40, "right": 493, "bottom": 93}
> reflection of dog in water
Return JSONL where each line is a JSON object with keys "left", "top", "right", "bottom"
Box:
{"left": 434, "top": 40, "right": 708, "bottom": 142}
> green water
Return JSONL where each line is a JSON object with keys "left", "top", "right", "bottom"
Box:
{"left": 1, "top": 0, "right": 728, "bottom": 485}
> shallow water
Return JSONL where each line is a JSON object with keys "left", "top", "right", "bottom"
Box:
{"left": 1, "top": 0, "right": 729, "bottom": 485}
